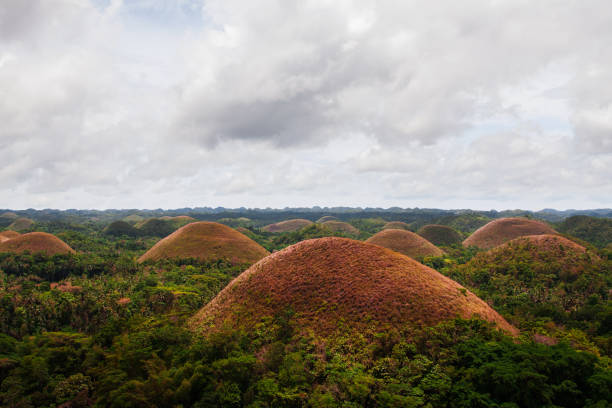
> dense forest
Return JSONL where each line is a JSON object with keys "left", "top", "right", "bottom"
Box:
{"left": 0, "top": 209, "right": 610, "bottom": 407}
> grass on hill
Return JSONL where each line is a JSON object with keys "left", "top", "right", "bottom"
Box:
{"left": 463, "top": 217, "right": 556, "bottom": 249}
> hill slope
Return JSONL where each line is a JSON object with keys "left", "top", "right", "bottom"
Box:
{"left": 261, "top": 219, "right": 314, "bottom": 233}
{"left": 0, "top": 230, "right": 20, "bottom": 243}
{"left": 190, "top": 237, "right": 516, "bottom": 335}
{"left": 557, "top": 215, "right": 612, "bottom": 248}
{"left": 382, "top": 221, "right": 412, "bottom": 231}
{"left": 8, "top": 218, "right": 34, "bottom": 231}
{"left": 0, "top": 232, "right": 75, "bottom": 255}
{"left": 463, "top": 217, "right": 556, "bottom": 249}
{"left": 417, "top": 224, "right": 463, "bottom": 246}
{"left": 366, "top": 229, "right": 444, "bottom": 258}
{"left": 138, "top": 221, "right": 269, "bottom": 264}
{"left": 320, "top": 220, "right": 359, "bottom": 235}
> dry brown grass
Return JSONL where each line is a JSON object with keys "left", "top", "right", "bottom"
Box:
{"left": 0, "top": 232, "right": 75, "bottom": 255}
{"left": 320, "top": 221, "right": 359, "bottom": 235}
{"left": 190, "top": 237, "right": 517, "bottom": 336}
{"left": 366, "top": 229, "right": 444, "bottom": 258}
{"left": 382, "top": 221, "right": 412, "bottom": 231}
{"left": 463, "top": 217, "right": 556, "bottom": 249}
{"left": 138, "top": 221, "right": 269, "bottom": 264}
{"left": 261, "top": 219, "right": 314, "bottom": 233}
{"left": 0, "top": 230, "right": 20, "bottom": 243}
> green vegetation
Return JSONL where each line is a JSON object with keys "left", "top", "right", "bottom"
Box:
{"left": 0, "top": 211, "right": 610, "bottom": 406}
{"left": 557, "top": 215, "right": 612, "bottom": 248}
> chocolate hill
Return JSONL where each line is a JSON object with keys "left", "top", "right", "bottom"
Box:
{"left": 138, "top": 221, "right": 269, "bottom": 264}
{"left": 463, "top": 217, "right": 556, "bottom": 249}
{"left": 366, "top": 229, "right": 444, "bottom": 258}
{"left": 0, "top": 232, "right": 75, "bottom": 255}
{"left": 0, "top": 230, "right": 20, "bottom": 243}
{"left": 190, "top": 237, "right": 517, "bottom": 336}
{"left": 321, "top": 221, "right": 359, "bottom": 235}
{"left": 417, "top": 224, "right": 463, "bottom": 246}
{"left": 8, "top": 217, "right": 34, "bottom": 231}
{"left": 382, "top": 221, "right": 412, "bottom": 231}
{"left": 316, "top": 216, "right": 338, "bottom": 223}
{"left": 261, "top": 219, "right": 313, "bottom": 233}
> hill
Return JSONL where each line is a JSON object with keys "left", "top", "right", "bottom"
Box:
{"left": 0, "top": 232, "right": 75, "bottom": 255}
{"left": 557, "top": 215, "right": 612, "bottom": 248}
{"left": 435, "top": 213, "right": 491, "bottom": 234}
{"left": 190, "top": 237, "right": 516, "bottom": 336}
{"left": 417, "top": 224, "right": 463, "bottom": 246}
{"left": 103, "top": 221, "right": 140, "bottom": 237}
{"left": 261, "top": 219, "right": 313, "bottom": 233}
{"left": 453, "top": 234, "right": 608, "bottom": 328}
{"left": 0, "top": 230, "right": 20, "bottom": 243}
{"left": 382, "top": 221, "right": 412, "bottom": 230}
{"left": 366, "top": 229, "right": 444, "bottom": 258}
{"left": 121, "top": 214, "right": 145, "bottom": 224}
{"left": 463, "top": 217, "right": 556, "bottom": 249}
{"left": 320, "top": 220, "right": 359, "bottom": 235}
{"left": 8, "top": 217, "right": 34, "bottom": 231}
{"left": 138, "top": 221, "right": 269, "bottom": 264}
{"left": 316, "top": 216, "right": 338, "bottom": 223}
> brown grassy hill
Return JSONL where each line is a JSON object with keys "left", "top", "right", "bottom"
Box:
{"left": 463, "top": 217, "right": 556, "bottom": 249}
{"left": 320, "top": 220, "right": 359, "bottom": 235}
{"left": 261, "top": 219, "right": 314, "bottom": 233}
{"left": 8, "top": 218, "right": 34, "bottom": 231}
{"left": 316, "top": 216, "right": 338, "bottom": 223}
{"left": 0, "top": 232, "right": 75, "bottom": 255}
{"left": 0, "top": 230, "right": 20, "bottom": 243}
{"left": 190, "top": 237, "right": 517, "bottom": 336}
{"left": 138, "top": 221, "right": 269, "bottom": 264}
{"left": 382, "top": 221, "right": 412, "bottom": 231}
{"left": 417, "top": 224, "right": 463, "bottom": 246}
{"left": 366, "top": 229, "right": 444, "bottom": 258}
{"left": 0, "top": 212, "right": 18, "bottom": 220}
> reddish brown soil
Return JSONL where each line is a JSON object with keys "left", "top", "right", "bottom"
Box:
{"left": 261, "top": 219, "right": 314, "bottom": 233}
{"left": 190, "top": 237, "right": 517, "bottom": 336}
{"left": 0, "top": 230, "right": 20, "bottom": 243}
{"left": 138, "top": 222, "right": 269, "bottom": 264}
{"left": 321, "top": 221, "right": 359, "bottom": 235}
{"left": 0, "top": 232, "right": 75, "bottom": 255}
{"left": 417, "top": 224, "right": 463, "bottom": 246}
{"left": 366, "top": 229, "right": 444, "bottom": 258}
{"left": 382, "top": 221, "right": 412, "bottom": 231}
{"left": 463, "top": 218, "right": 556, "bottom": 249}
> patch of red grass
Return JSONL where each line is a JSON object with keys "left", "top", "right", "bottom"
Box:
{"left": 50, "top": 281, "right": 82, "bottom": 293}
{"left": 463, "top": 217, "right": 556, "bottom": 249}
{"left": 366, "top": 229, "right": 444, "bottom": 258}
{"left": 261, "top": 219, "right": 314, "bottom": 233}
{"left": 0, "top": 230, "right": 20, "bottom": 243}
{"left": 320, "top": 221, "right": 359, "bottom": 235}
{"left": 0, "top": 232, "right": 75, "bottom": 255}
{"left": 138, "top": 221, "right": 269, "bottom": 264}
{"left": 190, "top": 237, "right": 517, "bottom": 336}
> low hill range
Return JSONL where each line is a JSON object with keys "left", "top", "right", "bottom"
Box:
{"left": 190, "top": 237, "right": 517, "bottom": 336}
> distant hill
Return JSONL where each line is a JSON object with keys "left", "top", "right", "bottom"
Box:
{"left": 138, "top": 221, "right": 269, "bottom": 264}
{"left": 261, "top": 219, "right": 314, "bottom": 233}
{"left": 320, "top": 221, "right": 359, "bottom": 235}
{"left": 417, "top": 224, "right": 463, "bottom": 246}
{"left": 434, "top": 213, "right": 491, "bottom": 234}
{"left": 0, "top": 232, "right": 75, "bottom": 255}
{"left": 367, "top": 229, "right": 444, "bottom": 258}
{"left": 557, "top": 215, "right": 612, "bottom": 248}
{"left": 190, "top": 237, "right": 517, "bottom": 336}
{"left": 382, "top": 221, "right": 412, "bottom": 231}
{"left": 8, "top": 218, "right": 34, "bottom": 231}
{"left": 463, "top": 218, "right": 556, "bottom": 249}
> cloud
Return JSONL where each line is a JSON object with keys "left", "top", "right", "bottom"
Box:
{"left": 0, "top": 0, "right": 611, "bottom": 210}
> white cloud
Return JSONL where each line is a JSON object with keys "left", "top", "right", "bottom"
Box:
{"left": 0, "top": 0, "right": 611, "bottom": 210}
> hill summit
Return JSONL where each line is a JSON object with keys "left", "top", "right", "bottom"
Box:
{"left": 463, "top": 217, "right": 556, "bottom": 249}
{"left": 190, "top": 237, "right": 517, "bottom": 336}
{"left": 138, "top": 221, "right": 269, "bottom": 264}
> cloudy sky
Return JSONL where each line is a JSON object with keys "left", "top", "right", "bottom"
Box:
{"left": 1, "top": 0, "right": 611, "bottom": 210}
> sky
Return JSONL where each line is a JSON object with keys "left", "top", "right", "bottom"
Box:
{"left": 0, "top": 0, "right": 611, "bottom": 211}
